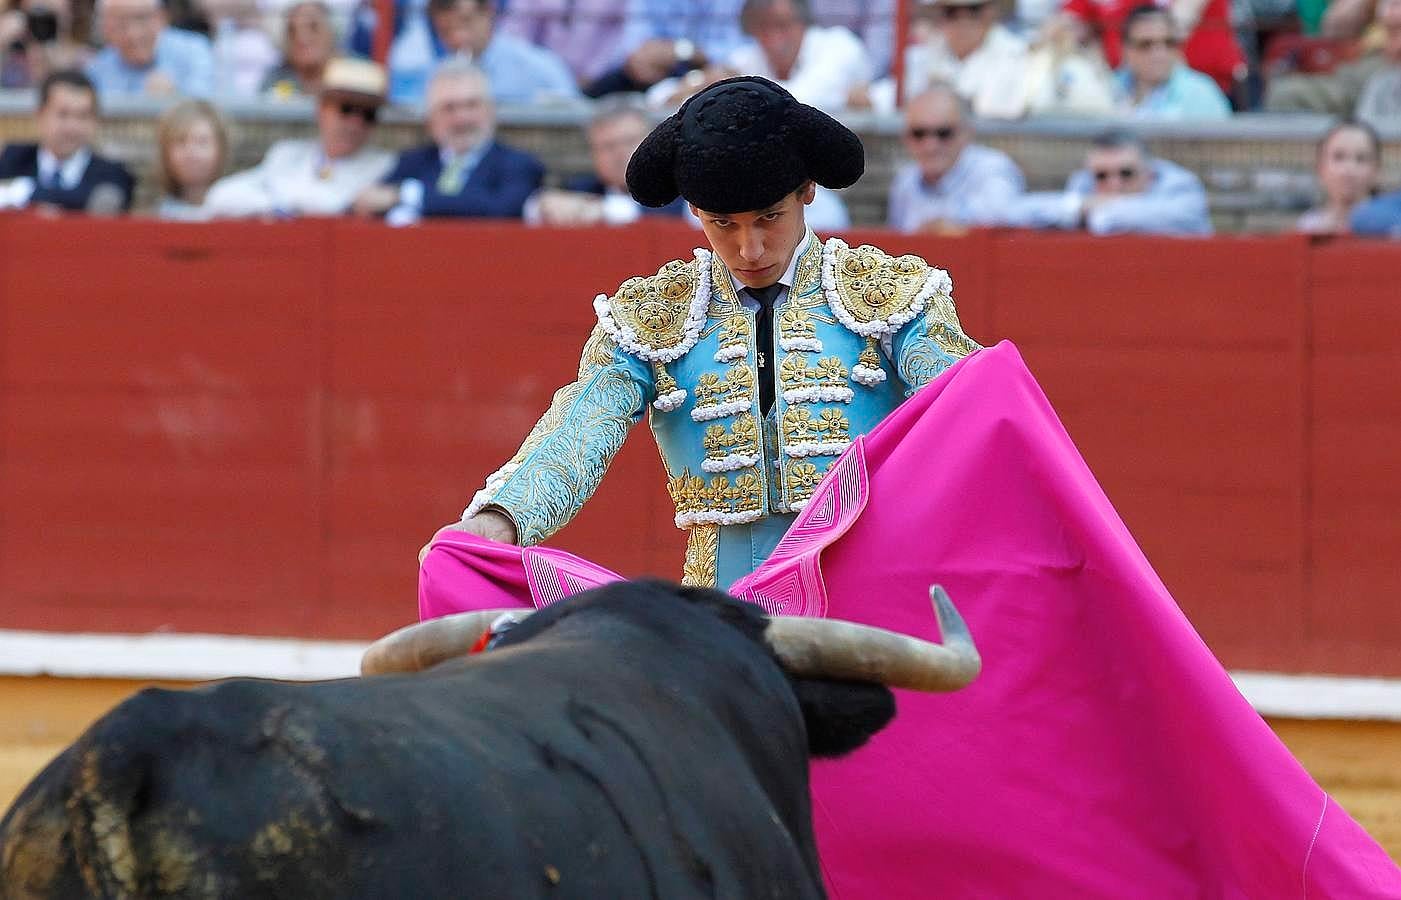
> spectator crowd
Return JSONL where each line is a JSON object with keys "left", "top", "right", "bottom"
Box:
{"left": 0, "top": 0, "right": 1398, "bottom": 235}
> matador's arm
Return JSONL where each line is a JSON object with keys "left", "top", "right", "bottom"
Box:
{"left": 464, "top": 326, "right": 654, "bottom": 546}
{"left": 891, "top": 278, "right": 983, "bottom": 394}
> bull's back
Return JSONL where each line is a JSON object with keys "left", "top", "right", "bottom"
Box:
{"left": 1, "top": 665, "right": 825, "bottom": 899}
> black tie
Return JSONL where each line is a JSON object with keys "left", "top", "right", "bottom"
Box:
{"left": 748, "top": 283, "right": 784, "bottom": 416}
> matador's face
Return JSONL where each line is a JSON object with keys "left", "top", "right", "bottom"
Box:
{"left": 690, "top": 182, "right": 816, "bottom": 290}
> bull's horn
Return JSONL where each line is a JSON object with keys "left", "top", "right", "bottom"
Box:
{"left": 360, "top": 609, "right": 533, "bottom": 676}
{"left": 765, "top": 585, "right": 980, "bottom": 693}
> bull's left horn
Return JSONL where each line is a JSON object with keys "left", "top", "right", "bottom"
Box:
{"left": 765, "top": 585, "right": 980, "bottom": 693}
{"left": 360, "top": 609, "right": 533, "bottom": 676}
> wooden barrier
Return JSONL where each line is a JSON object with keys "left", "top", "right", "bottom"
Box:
{"left": 1, "top": 216, "right": 1398, "bottom": 677}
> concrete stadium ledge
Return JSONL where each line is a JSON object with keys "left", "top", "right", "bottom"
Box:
{"left": 2, "top": 629, "right": 1400, "bottom": 721}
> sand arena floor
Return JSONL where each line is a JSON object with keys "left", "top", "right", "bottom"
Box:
{"left": 1, "top": 677, "right": 1397, "bottom": 866}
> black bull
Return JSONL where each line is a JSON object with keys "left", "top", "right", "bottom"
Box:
{"left": 0, "top": 580, "right": 978, "bottom": 899}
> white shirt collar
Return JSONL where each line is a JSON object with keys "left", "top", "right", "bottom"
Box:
{"left": 729, "top": 228, "right": 814, "bottom": 301}
{"left": 38, "top": 147, "right": 91, "bottom": 190}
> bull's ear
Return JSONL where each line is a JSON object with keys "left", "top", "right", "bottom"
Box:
{"left": 790, "top": 679, "right": 895, "bottom": 758}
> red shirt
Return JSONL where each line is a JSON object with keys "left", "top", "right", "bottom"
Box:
{"left": 1062, "top": 0, "right": 1245, "bottom": 93}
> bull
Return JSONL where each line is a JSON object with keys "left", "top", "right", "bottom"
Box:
{"left": 0, "top": 580, "right": 979, "bottom": 899}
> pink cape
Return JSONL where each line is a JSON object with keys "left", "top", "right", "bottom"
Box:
{"left": 420, "top": 342, "right": 1401, "bottom": 897}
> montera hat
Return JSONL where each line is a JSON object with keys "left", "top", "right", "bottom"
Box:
{"left": 626, "top": 76, "right": 864, "bottom": 214}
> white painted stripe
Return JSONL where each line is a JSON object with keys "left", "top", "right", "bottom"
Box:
{"left": 2, "top": 631, "right": 1400, "bottom": 720}
{"left": 1230, "top": 671, "right": 1401, "bottom": 722}
{"left": 0, "top": 630, "right": 368, "bottom": 682}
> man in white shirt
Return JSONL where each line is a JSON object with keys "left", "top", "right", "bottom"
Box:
{"left": 887, "top": 85, "right": 1024, "bottom": 232}
{"left": 205, "top": 58, "right": 395, "bottom": 218}
{"left": 724, "top": 0, "right": 871, "bottom": 111}
{"left": 866, "top": 0, "right": 1031, "bottom": 117}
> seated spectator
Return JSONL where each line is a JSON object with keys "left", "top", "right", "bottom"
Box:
{"left": 1298, "top": 120, "right": 1382, "bottom": 234}
{"left": 1041, "top": 0, "right": 1245, "bottom": 96}
{"left": 721, "top": 0, "right": 872, "bottom": 111}
{"left": 866, "top": 0, "right": 1031, "bottom": 118}
{"left": 387, "top": 0, "right": 578, "bottom": 105}
{"left": 85, "top": 0, "right": 215, "bottom": 97}
{"left": 1003, "top": 129, "right": 1212, "bottom": 235}
{"left": 1114, "top": 5, "right": 1231, "bottom": 118}
{"left": 154, "top": 98, "right": 228, "bottom": 220}
{"left": 0, "top": 69, "right": 133, "bottom": 213}
{"left": 261, "top": 0, "right": 336, "bottom": 98}
{"left": 203, "top": 0, "right": 278, "bottom": 97}
{"left": 354, "top": 61, "right": 543, "bottom": 222}
{"left": 1350, "top": 188, "right": 1401, "bottom": 235}
{"left": 205, "top": 58, "right": 393, "bottom": 217}
{"left": 496, "top": 0, "right": 630, "bottom": 86}
{"left": 0, "top": 0, "right": 92, "bottom": 88}
{"left": 1355, "top": 0, "right": 1401, "bottom": 128}
{"left": 811, "top": 0, "right": 893, "bottom": 76}
{"left": 887, "top": 85, "right": 1025, "bottom": 232}
{"left": 584, "top": 0, "right": 745, "bottom": 98}
{"left": 527, "top": 97, "right": 684, "bottom": 226}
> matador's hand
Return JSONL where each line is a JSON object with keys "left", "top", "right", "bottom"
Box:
{"left": 418, "top": 511, "right": 519, "bottom": 564}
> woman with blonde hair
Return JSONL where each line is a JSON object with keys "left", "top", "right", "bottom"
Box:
{"left": 154, "top": 99, "right": 230, "bottom": 220}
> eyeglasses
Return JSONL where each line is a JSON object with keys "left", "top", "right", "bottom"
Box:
{"left": 1093, "top": 167, "right": 1139, "bottom": 182}
{"left": 934, "top": 3, "right": 991, "bottom": 20}
{"left": 906, "top": 125, "right": 959, "bottom": 142}
{"left": 1128, "top": 36, "right": 1179, "bottom": 51}
{"left": 337, "top": 103, "right": 378, "bottom": 123}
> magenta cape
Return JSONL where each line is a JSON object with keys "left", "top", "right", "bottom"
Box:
{"left": 420, "top": 342, "right": 1401, "bottom": 897}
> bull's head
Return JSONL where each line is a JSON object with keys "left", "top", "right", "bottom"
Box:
{"left": 363, "top": 584, "right": 978, "bottom": 691}
{"left": 361, "top": 582, "right": 980, "bottom": 755}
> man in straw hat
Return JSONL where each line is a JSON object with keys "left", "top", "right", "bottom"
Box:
{"left": 427, "top": 75, "right": 981, "bottom": 588}
{"left": 205, "top": 57, "right": 393, "bottom": 217}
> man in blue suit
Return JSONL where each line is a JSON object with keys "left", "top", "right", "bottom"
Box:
{"left": 0, "top": 70, "right": 134, "bottom": 214}
{"left": 352, "top": 61, "right": 544, "bottom": 223}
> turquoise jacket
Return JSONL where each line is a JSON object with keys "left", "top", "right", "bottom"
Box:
{"left": 466, "top": 232, "right": 981, "bottom": 587}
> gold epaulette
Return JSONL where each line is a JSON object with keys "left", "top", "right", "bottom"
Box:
{"left": 593, "top": 250, "right": 712, "bottom": 363}
{"left": 824, "top": 241, "right": 954, "bottom": 338}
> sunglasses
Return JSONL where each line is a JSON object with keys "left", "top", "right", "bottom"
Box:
{"left": 907, "top": 125, "right": 959, "bottom": 142}
{"left": 1093, "top": 167, "right": 1139, "bottom": 182}
{"left": 1128, "top": 36, "right": 1179, "bottom": 51}
{"left": 336, "top": 103, "right": 379, "bottom": 123}
{"left": 934, "top": 3, "right": 991, "bottom": 20}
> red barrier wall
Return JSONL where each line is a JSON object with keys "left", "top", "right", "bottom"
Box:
{"left": 1, "top": 218, "right": 1398, "bottom": 676}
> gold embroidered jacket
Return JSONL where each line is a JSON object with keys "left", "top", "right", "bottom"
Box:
{"left": 464, "top": 234, "right": 981, "bottom": 552}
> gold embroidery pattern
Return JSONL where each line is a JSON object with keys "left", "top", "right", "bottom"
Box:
{"left": 899, "top": 306, "right": 984, "bottom": 389}
{"left": 832, "top": 244, "right": 930, "bottom": 326}
{"left": 703, "top": 414, "right": 760, "bottom": 461}
{"left": 681, "top": 524, "right": 720, "bottom": 587}
{"left": 778, "top": 355, "right": 851, "bottom": 393}
{"left": 696, "top": 365, "right": 755, "bottom": 402}
{"left": 717, "top": 315, "right": 750, "bottom": 347}
{"left": 668, "top": 468, "right": 764, "bottom": 521}
{"left": 785, "top": 461, "right": 828, "bottom": 506}
{"left": 781, "top": 407, "right": 851, "bottom": 444}
{"left": 778, "top": 306, "right": 817, "bottom": 342}
{"left": 607, "top": 259, "right": 699, "bottom": 351}
{"left": 791, "top": 238, "right": 824, "bottom": 303}
{"left": 579, "top": 325, "right": 619, "bottom": 374}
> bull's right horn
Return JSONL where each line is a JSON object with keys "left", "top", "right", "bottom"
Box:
{"left": 765, "top": 585, "right": 981, "bottom": 693}
{"left": 360, "top": 609, "right": 533, "bottom": 676}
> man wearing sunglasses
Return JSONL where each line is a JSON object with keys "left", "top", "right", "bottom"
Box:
{"left": 1004, "top": 128, "right": 1211, "bottom": 235}
{"left": 1114, "top": 4, "right": 1230, "bottom": 119}
{"left": 205, "top": 58, "right": 394, "bottom": 218}
{"left": 887, "top": 84, "right": 1024, "bottom": 232}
